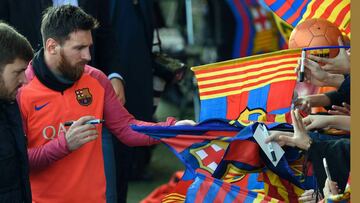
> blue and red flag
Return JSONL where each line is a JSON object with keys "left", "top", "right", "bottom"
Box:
{"left": 132, "top": 120, "right": 316, "bottom": 202}
{"left": 185, "top": 173, "right": 283, "bottom": 203}
{"left": 263, "top": 0, "right": 351, "bottom": 39}
{"left": 191, "top": 49, "right": 301, "bottom": 123}
{"left": 225, "top": 0, "right": 285, "bottom": 57}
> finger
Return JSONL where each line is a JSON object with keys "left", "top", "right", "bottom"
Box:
{"left": 79, "top": 134, "right": 98, "bottom": 146}
{"left": 302, "top": 116, "right": 312, "bottom": 126}
{"left": 343, "top": 102, "right": 350, "bottom": 110}
{"left": 71, "top": 116, "right": 96, "bottom": 128}
{"left": 308, "top": 54, "right": 329, "bottom": 64}
{"left": 294, "top": 109, "right": 306, "bottom": 131}
{"left": 328, "top": 110, "right": 346, "bottom": 115}
{"left": 331, "top": 105, "right": 349, "bottom": 114}
{"left": 76, "top": 129, "right": 98, "bottom": 139}
{"left": 68, "top": 125, "right": 97, "bottom": 138}
{"left": 291, "top": 110, "right": 299, "bottom": 131}
{"left": 278, "top": 135, "right": 296, "bottom": 147}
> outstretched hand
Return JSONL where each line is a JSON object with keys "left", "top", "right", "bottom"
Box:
{"left": 266, "top": 109, "right": 312, "bottom": 150}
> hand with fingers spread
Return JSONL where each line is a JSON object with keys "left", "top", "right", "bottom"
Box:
{"left": 266, "top": 109, "right": 312, "bottom": 150}
{"left": 65, "top": 116, "right": 99, "bottom": 151}
{"left": 328, "top": 102, "right": 350, "bottom": 116}
{"left": 298, "top": 189, "right": 321, "bottom": 203}
{"left": 308, "top": 37, "right": 350, "bottom": 75}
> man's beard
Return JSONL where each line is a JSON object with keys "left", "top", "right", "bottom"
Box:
{"left": 58, "top": 50, "right": 86, "bottom": 82}
{"left": 0, "top": 77, "right": 13, "bottom": 101}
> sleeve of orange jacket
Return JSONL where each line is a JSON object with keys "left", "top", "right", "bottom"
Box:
{"left": 91, "top": 69, "right": 177, "bottom": 147}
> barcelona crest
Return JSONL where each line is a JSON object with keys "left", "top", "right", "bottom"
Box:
{"left": 75, "top": 88, "right": 92, "bottom": 106}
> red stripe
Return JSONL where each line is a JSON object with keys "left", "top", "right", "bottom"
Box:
{"left": 194, "top": 177, "right": 213, "bottom": 202}
{"left": 262, "top": 172, "right": 285, "bottom": 201}
{"left": 287, "top": 0, "right": 309, "bottom": 24}
{"left": 197, "top": 60, "right": 297, "bottom": 82}
{"left": 226, "top": 92, "right": 249, "bottom": 119}
{"left": 306, "top": 0, "right": 324, "bottom": 20}
{"left": 266, "top": 80, "right": 296, "bottom": 112}
{"left": 334, "top": 4, "right": 350, "bottom": 27}
{"left": 216, "top": 181, "right": 229, "bottom": 202}
{"left": 234, "top": 0, "right": 250, "bottom": 56}
{"left": 200, "top": 73, "right": 295, "bottom": 94}
{"left": 199, "top": 66, "right": 295, "bottom": 89}
{"left": 237, "top": 188, "right": 250, "bottom": 202}
{"left": 264, "top": 0, "right": 277, "bottom": 5}
{"left": 195, "top": 53, "right": 300, "bottom": 75}
{"left": 278, "top": 177, "right": 299, "bottom": 203}
{"left": 276, "top": 0, "right": 294, "bottom": 17}
{"left": 200, "top": 73, "right": 296, "bottom": 97}
{"left": 224, "top": 140, "right": 262, "bottom": 167}
{"left": 319, "top": 0, "right": 342, "bottom": 20}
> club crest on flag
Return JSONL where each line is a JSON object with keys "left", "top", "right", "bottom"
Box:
{"left": 189, "top": 140, "right": 229, "bottom": 174}
{"left": 75, "top": 88, "right": 92, "bottom": 106}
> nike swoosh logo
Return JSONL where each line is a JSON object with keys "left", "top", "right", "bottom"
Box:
{"left": 35, "top": 102, "right": 49, "bottom": 111}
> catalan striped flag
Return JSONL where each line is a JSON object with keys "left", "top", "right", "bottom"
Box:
{"left": 185, "top": 173, "right": 283, "bottom": 203}
{"left": 192, "top": 49, "right": 301, "bottom": 122}
{"left": 263, "top": 0, "right": 351, "bottom": 38}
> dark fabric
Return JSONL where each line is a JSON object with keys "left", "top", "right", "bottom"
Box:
{"left": 0, "top": 101, "right": 31, "bottom": 202}
{"left": 307, "top": 138, "right": 350, "bottom": 195}
{"left": 0, "top": 0, "right": 121, "bottom": 75}
{"left": 111, "top": 0, "right": 155, "bottom": 192}
{"left": 32, "top": 49, "right": 74, "bottom": 92}
{"left": 324, "top": 75, "right": 350, "bottom": 109}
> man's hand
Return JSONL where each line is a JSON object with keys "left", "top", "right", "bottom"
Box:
{"left": 323, "top": 178, "right": 340, "bottom": 198}
{"left": 328, "top": 102, "right": 350, "bottom": 116}
{"left": 110, "top": 78, "right": 126, "bottom": 105}
{"left": 266, "top": 109, "right": 312, "bottom": 150}
{"left": 303, "top": 115, "right": 332, "bottom": 131}
{"left": 308, "top": 37, "right": 350, "bottom": 75}
{"left": 298, "top": 189, "right": 319, "bottom": 203}
{"left": 65, "top": 116, "right": 99, "bottom": 151}
{"left": 294, "top": 96, "right": 311, "bottom": 114}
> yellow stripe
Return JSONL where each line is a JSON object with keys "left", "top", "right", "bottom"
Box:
{"left": 163, "top": 193, "right": 186, "bottom": 198}
{"left": 162, "top": 197, "right": 185, "bottom": 202}
{"left": 311, "top": 0, "right": 334, "bottom": 19}
{"left": 197, "top": 63, "right": 297, "bottom": 86}
{"left": 275, "top": 114, "right": 286, "bottom": 122}
{"left": 199, "top": 70, "right": 296, "bottom": 93}
{"left": 327, "top": 1, "right": 349, "bottom": 23}
{"left": 299, "top": 0, "right": 316, "bottom": 23}
{"left": 200, "top": 76, "right": 297, "bottom": 100}
{"left": 191, "top": 49, "right": 301, "bottom": 72}
{"left": 195, "top": 57, "right": 298, "bottom": 79}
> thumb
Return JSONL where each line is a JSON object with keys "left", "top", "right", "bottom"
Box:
{"left": 278, "top": 135, "right": 296, "bottom": 147}
{"left": 305, "top": 122, "right": 317, "bottom": 131}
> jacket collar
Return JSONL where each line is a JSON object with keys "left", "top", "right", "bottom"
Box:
{"left": 32, "top": 48, "right": 74, "bottom": 92}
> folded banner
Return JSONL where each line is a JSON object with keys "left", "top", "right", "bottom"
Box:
{"left": 192, "top": 49, "right": 301, "bottom": 122}
{"left": 132, "top": 119, "right": 316, "bottom": 202}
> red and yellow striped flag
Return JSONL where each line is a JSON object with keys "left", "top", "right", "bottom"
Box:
{"left": 192, "top": 49, "right": 301, "bottom": 101}
{"left": 265, "top": 0, "right": 351, "bottom": 39}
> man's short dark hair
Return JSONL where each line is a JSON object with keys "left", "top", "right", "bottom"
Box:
{"left": 0, "top": 22, "right": 34, "bottom": 72}
{"left": 41, "top": 5, "right": 99, "bottom": 45}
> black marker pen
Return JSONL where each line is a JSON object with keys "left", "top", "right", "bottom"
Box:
{"left": 64, "top": 119, "right": 105, "bottom": 127}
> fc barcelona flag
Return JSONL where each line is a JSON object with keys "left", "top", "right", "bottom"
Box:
{"left": 263, "top": 0, "right": 351, "bottom": 38}
{"left": 185, "top": 173, "right": 283, "bottom": 203}
{"left": 132, "top": 120, "right": 316, "bottom": 202}
{"left": 192, "top": 49, "right": 301, "bottom": 123}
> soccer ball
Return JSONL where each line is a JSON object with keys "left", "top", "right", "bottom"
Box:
{"left": 288, "top": 18, "right": 342, "bottom": 58}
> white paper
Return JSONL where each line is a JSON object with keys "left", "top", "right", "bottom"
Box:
{"left": 253, "top": 124, "right": 285, "bottom": 167}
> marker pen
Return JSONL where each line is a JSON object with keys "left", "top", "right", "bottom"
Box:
{"left": 64, "top": 119, "right": 105, "bottom": 127}
{"left": 299, "top": 50, "right": 306, "bottom": 82}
